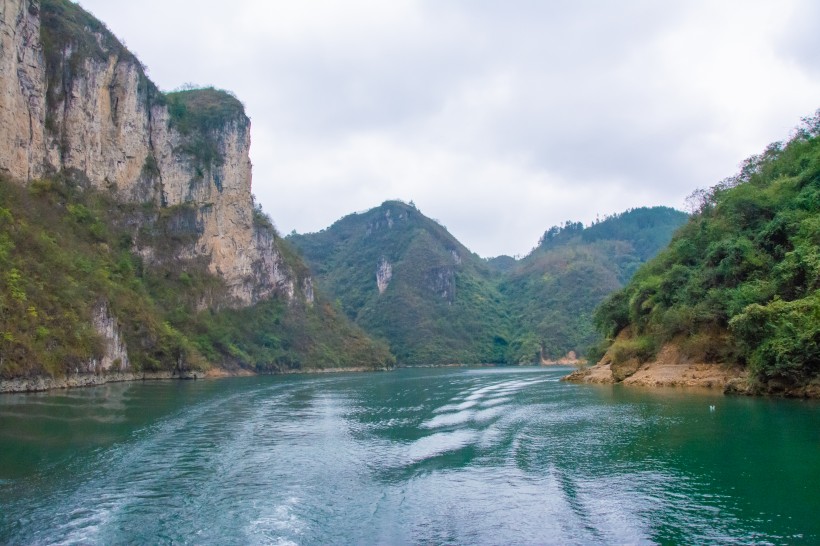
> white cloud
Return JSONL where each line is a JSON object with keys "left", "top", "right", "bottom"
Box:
{"left": 79, "top": 0, "right": 820, "bottom": 256}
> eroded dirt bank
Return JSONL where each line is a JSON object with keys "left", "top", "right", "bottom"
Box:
{"left": 563, "top": 344, "right": 820, "bottom": 397}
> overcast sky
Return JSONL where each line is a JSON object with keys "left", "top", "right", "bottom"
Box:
{"left": 78, "top": 0, "right": 820, "bottom": 257}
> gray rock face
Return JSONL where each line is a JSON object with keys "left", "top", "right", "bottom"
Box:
{"left": 376, "top": 257, "right": 392, "bottom": 295}
{"left": 0, "top": 0, "right": 306, "bottom": 307}
{"left": 88, "top": 301, "right": 129, "bottom": 373}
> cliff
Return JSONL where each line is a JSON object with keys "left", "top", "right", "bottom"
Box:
{"left": 0, "top": 0, "right": 394, "bottom": 385}
{"left": 0, "top": 0, "right": 297, "bottom": 305}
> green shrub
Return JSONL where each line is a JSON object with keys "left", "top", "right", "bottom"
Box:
{"left": 609, "top": 336, "right": 656, "bottom": 366}
{"left": 593, "top": 111, "right": 820, "bottom": 385}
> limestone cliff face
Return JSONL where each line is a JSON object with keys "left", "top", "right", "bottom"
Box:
{"left": 376, "top": 257, "right": 392, "bottom": 295}
{"left": 88, "top": 301, "right": 129, "bottom": 373}
{"left": 0, "top": 0, "right": 47, "bottom": 181}
{"left": 0, "top": 0, "right": 301, "bottom": 305}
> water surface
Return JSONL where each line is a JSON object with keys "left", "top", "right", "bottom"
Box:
{"left": 1, "top": 367, "right": 818, "bottom": 544}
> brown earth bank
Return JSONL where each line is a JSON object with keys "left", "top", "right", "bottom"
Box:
{"left": 541, "top": 351, "right": 586, "bottom": 366}
{"left": 563, "top": 343, "right": 820, "bottom": 398}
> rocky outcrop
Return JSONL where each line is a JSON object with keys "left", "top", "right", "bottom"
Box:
{"left": 426, "top": 266, "right": 456, "bottom": 303}
{"left": 0, "top": 370, "right": 203, "bottom": 393}
{"left": 563, "top": 343, "right": 748, "bottom": 391}
{"left": 87, "top": 301, "right": 129, "bottom": 373}
{"left": 376, "top": 257, "right": 392, "bottom": 294}
{"left": 0, "top": 0, "right": 303, "bottom": 306}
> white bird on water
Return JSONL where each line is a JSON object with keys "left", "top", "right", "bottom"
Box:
{"left": 709, "top": 405, "right": 716, "bottom": 412}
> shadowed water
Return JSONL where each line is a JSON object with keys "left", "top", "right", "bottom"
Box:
{"left": 1, "top": 367, "right": 818, "bottom": 544}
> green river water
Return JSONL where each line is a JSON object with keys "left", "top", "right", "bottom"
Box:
{"left": 0, "top": 366, "right": 818, "bottom": 544}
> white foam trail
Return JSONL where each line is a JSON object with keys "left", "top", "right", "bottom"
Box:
{"left": 406, "top": 430, "right": 477, "bottom": 462}
{"left": 421, "top": 410, "right": 475, "bottom": 429}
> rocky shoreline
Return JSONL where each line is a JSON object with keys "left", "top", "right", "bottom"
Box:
{"left": 0, "top": 370, "right": 205, "bottom": 394}
{"left": 0, "top": 365, "right": 394, "bottom": 394}
{"left": 562, "top": 359, "right": 748, "bottom": 391}
{"left": 562, "top": 343, "right": 820, "bottom": 398}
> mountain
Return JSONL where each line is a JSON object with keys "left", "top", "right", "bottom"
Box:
{"left": 0, "top": 0, "right": 393, "bottom": 385}
{"left": 586, "top": 115, "right": 820, "bottom": 395}
{"left": 288, "top": 202, "right": 686, "bottom": 365}
{"left": 0, "top": 0, "right": 690, "bottom": 382}
{"left": 288, "top": 201, "right": 511, "bottom": 365}
{"left": 501, "top": 207, "right": 688, "bottom": 362}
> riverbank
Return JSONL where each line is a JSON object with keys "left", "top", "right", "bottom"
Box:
{"left": 0, "top": 364, "right": 395, "bottom": 394}
{"left": 563, "top": 343, "right": 820, "bottom": 397}
{"left": 0, "top": 370, "right": 204, "bottom": 394}
{"left": 563, "top": 359, "right": 746, "bottom": 390}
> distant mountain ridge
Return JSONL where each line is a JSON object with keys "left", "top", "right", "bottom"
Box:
{"left": 289, "top": 202, "right": 688, "bottom": 365}
{"left": 500, "top": 207, "right": 688, "bottom": 362}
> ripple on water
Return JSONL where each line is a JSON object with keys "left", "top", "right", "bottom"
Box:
{"left": 479, "top": 396, "right": 511, "bottom": 407}
{"left": 433, "top": 400, "right": 478, "bottom": 413}
{"left": 420, "top": 410, "right": 475, "bottom": 429}
{"left": 246, "top": 496, "right": 304, "bottom": 545}
{"left": 405, "top": 430, "right": 478, "bottom": 463}
{"left": 2, "top": 368, "right": 816, "bottom": 545}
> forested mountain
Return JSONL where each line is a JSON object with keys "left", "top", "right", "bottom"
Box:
{"left": 288, "top": 201, "right": 511, "bottom": 365}
{"left": 289, "top": 203, "right": 686, "bottom": 365}
{"left": 593, "top": 115, "right": 820, "bottom": 391}
{"left": 501, "top": 207, "right": 688, "bottom": 362}
{"left": 0, "top": 0, "right": 691, "bottom": 382}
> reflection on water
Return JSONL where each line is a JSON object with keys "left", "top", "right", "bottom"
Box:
{"left": 1, "top": 367, "right": 818, "bottom": 545}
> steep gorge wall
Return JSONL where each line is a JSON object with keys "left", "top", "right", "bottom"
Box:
{"left": 0, "top": 0, "right": 304, "bottom": 306}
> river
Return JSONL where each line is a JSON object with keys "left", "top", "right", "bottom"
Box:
{"left": 1, "top": 367, "right": 818, "bottom": 544}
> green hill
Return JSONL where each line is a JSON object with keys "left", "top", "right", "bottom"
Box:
{"left": 289, "top": 202, "right": 686, "bottom": 365}
{"left": 500, "top": 207, "right": 688, "bottom": 362}
{"left": 594, "top": 113, "right": 820, "bottom": 390}
{"left": 288, "top": 201, "right": 511, "bottom": 365}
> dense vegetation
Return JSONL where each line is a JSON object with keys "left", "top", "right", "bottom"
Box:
{"left": 0, "top": 174, "right": 392, "bottom": 379}
{"left": 165, "top": 88, "right": 248, "bottom": 171}
{"left": 6, "top": 0, "right": 687, "bottom": 376}
{"left": 595, "top": 114, "right": 820, "bottom": 386}
{"left": 501, "top": 208, "right": 688, "bottom": 362}
{"left": 289, "top": 201, "right": 511, "bottom": 365}
{"left": 289, "top": 202, "right": 685, "bottom": 365}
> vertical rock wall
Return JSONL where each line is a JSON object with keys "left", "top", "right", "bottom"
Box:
{"left": 0, "top": 0, "right": 47, "bottom": 181}
{"left": 0, "top": 0, "right": 302, "bottom": 306}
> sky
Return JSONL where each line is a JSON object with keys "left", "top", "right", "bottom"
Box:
{"left": 77, "top": 0, "right": 820, "bottom": 258}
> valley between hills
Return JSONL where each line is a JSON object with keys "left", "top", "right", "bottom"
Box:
{"left": 1, "top": 0, "right": 818, "bottom": 397}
